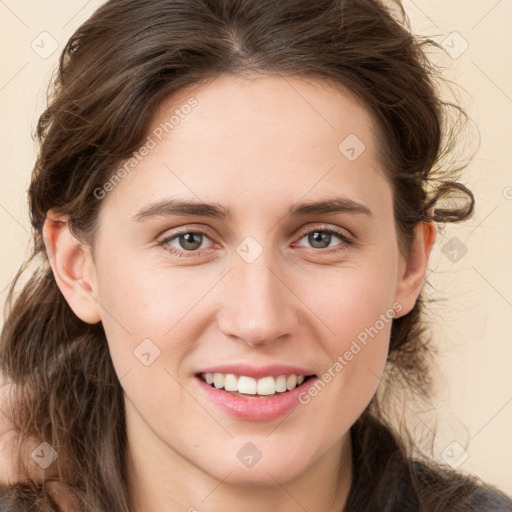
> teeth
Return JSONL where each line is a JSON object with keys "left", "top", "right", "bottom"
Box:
{"left": 224, "top": 373, "right": 238, "bottom": 392}
{"left": 238, "top": 375, "right": 257, "bottom": 394}
{"left": 286, "top": 375, "right": 297, "bottom": 390}
{"left": 202, "top": 372, "right": 310, "bottom": 395}
{"left": 275, "top": 375, "right": 287, "bottom": 392}
{"left": 257, "top": 376, "right": 275, "bottom": 395}
{"left": 213, "top": 373, "right": 225, "bottom": 389}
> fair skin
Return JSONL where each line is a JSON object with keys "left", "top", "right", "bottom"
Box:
{"left": 38, "top": 73, "right": 435, "bottom": 511}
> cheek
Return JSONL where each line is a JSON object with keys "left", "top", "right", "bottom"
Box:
{"left": 300, "top": 259, "right": 398, "bottom": 349}
{"left": 92, "top": 250, "right": 219, "bottom": 374}
{"left": 92, "top": 256, "right": 204, "bottom": 427}
{"left": 298, "top": 261, "right": 397, "bottom": 407}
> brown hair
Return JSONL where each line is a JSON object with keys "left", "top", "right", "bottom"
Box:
{"left": 1, "top": 0, "right": 510, "bottom": 510}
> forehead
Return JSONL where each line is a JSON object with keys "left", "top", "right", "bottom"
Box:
{"left": 98, "top": 73, "right": 391, "bottom": 223}
{"left": 152, "top": 72, "right": 377, "bottom": 159}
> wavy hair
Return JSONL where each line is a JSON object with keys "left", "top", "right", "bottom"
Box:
{"left": 1, "top": 0, "right": 509, "bottom": 510}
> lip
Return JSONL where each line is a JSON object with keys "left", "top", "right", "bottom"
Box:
{"left": 195, "top": 364, "right": 316, "bottom": 379}
{"left": 194, "top": 373, "right": 319, "bottom": 422}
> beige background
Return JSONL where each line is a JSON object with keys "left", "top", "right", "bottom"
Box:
{"left": 0, "top": 0, "right": 511, "bottom": 495}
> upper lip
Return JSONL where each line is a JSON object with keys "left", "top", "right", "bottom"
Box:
{"left": 196, "top": 364, "right": 317, "bottom": 379}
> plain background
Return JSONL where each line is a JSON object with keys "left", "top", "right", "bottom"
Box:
{"left": 0, "top": 0, "right": 511, "bottom": 495}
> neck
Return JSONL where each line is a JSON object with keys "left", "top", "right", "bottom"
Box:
{"left": 125, "top": 404, "right": 353, "bottom": 512}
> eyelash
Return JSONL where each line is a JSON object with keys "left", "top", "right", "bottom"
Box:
{"left": 157, "top": 225, "right": 354, "bottom": 259}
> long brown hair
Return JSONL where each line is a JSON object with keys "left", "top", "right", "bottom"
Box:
{"left": 1, "top": 0, "right": 510, "bottom": 510}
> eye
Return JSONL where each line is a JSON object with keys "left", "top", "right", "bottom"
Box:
{"left": 157, "top": 224, "right": 354, "bottom": 259}
{"left": 157, "top": 230, "right": 215, "bottom": 258}
{"left": 293, "top": 225, "right": 354, "bottom": 253}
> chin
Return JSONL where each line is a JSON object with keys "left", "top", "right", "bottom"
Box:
{"left": 199, "top": 449, "right": 312, "bottom": 487}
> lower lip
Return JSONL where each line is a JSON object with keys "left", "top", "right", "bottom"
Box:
{"left": 194, "top": 375, "right": 319, "bottom": 422}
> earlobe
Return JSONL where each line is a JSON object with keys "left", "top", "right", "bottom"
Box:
{"left": 42, "top": 210, "right": 101, "bottom": 324}
{"left": 394, "top": 221, "right": 437, "bottom": 317}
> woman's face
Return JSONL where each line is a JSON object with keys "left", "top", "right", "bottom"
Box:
{"left": 52, "top": 73, "right": 432, "bottom": 489}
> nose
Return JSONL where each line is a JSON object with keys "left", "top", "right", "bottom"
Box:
{"left": 216, "top": 254, "right": 299, "bottom": 348}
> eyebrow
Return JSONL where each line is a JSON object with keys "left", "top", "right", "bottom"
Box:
{"left": 132, "top": 196, "right": 373, "bottom": 222}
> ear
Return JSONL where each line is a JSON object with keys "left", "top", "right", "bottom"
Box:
{"left": 394, "top": 221, "right": 437, "bottom": 318}
{"left": 42, "top": 210, "right": 102, "bottom": 324}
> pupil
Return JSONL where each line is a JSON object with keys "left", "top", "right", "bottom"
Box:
{"left": 180, "top": 233, "right": 202, "bottom": 250}
{"left": 309, "top": 231, "right": 330, "bottom": 248}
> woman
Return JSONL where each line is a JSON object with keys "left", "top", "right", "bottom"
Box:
{"left": 0, "top": 0, "right": 511, "bottom": 510}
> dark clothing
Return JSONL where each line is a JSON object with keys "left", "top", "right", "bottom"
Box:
{"left": 344, "top": 414, "right": 512, "bottom": 511}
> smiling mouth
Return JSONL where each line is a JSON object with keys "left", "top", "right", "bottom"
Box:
{"left": 197, "top": 372, "right": 317, "bottom": 397}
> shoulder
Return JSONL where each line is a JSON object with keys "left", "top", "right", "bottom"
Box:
{"left": 411, "top": 460, "right": 512, "bottom": 511}
{"left": 349, "top": 416, "right": 512, "bottom": 511}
